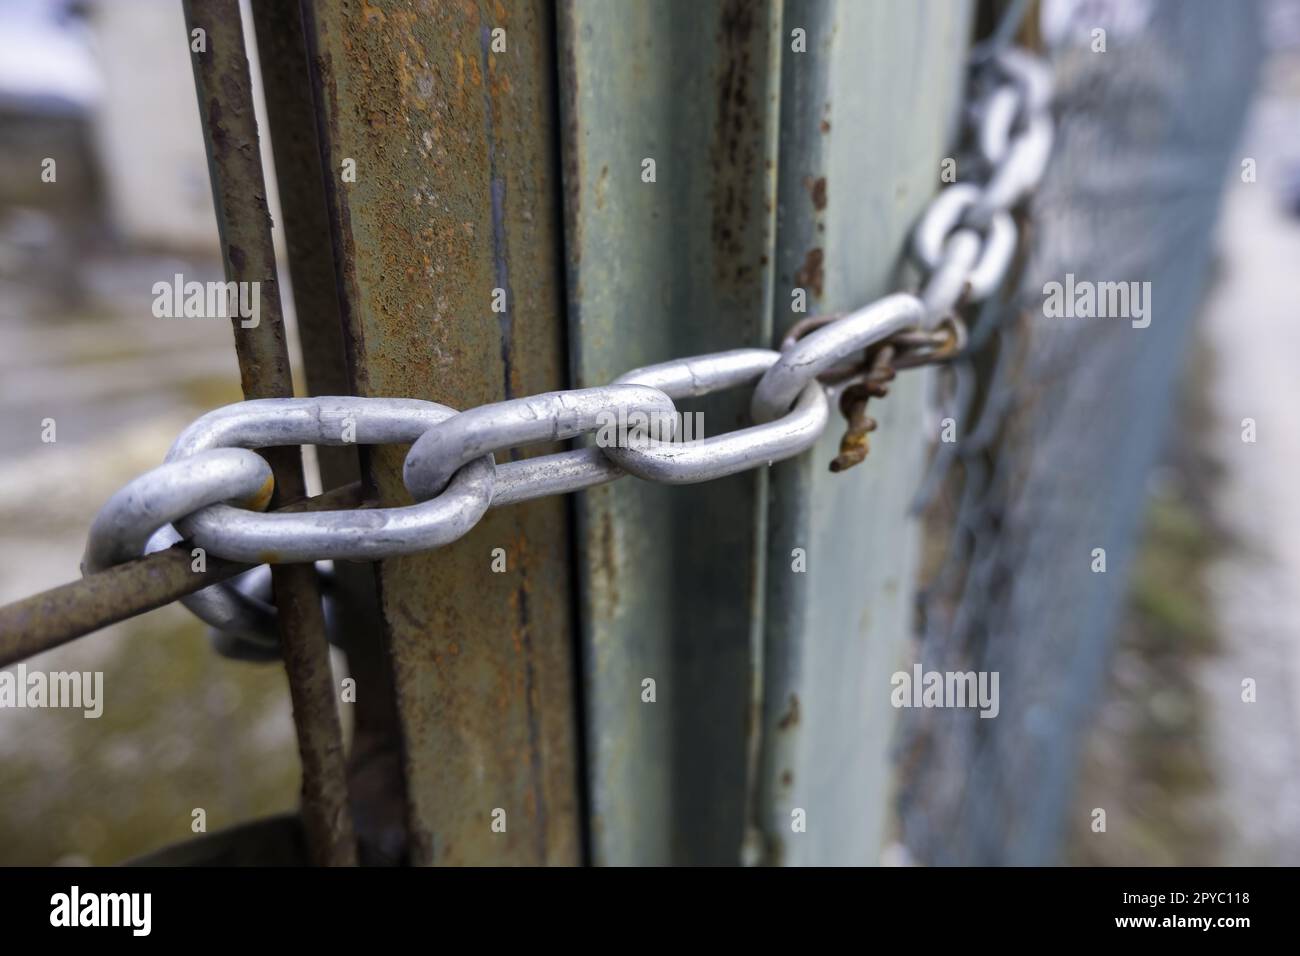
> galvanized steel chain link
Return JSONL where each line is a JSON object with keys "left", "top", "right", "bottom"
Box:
{"left": 81, "top": 44, "right": 1054, "bottom": 656}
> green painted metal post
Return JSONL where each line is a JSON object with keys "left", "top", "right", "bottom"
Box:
{"left": 756, "top": 0, "right": 974, "bottom": 866}
{"left": 559, "top": 0, "right": 973, "bottom": 864}
{"left": 558, "top": 0, "right": 784, "bottom": 865}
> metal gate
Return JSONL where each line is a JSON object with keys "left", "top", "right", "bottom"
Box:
{"left": 2, "top": 0, "right": 984, "bottom": 865}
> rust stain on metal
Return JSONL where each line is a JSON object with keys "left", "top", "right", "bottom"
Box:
{"left": 795, "top": 247, "right": 825, "bottom": 299}
{"left": 250, "top": 0, "right": 409, "bottom": 865}
{"left": 807, "top": 175, "right": 827, "bottom": 211}
{"left": 239, "top": 476, "right": 276, "bottom": 512}
{"left": 710, "top": 0, "right": 764, "bottom": 288}
{"left": 0, "top": 549, "right": 251, "bottom": 666}
{"left": 777, "top": 693, "right": 800, "bottom": 730}
{"left": 185, "top": 0, "right": 356, "bottom": 867}
{"left": 596, "top": 507, "right": 619, "bottom": 613}
{"left": 302, "top": 0, "right": 579, "bottom": 866}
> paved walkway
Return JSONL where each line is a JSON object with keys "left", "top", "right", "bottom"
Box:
{"left": 1200, "top": 69, "right": 1300, "bottom": 865}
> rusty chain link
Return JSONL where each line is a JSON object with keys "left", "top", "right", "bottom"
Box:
{"left": 73, "top": 44, "right": 1053, "bottom": 655}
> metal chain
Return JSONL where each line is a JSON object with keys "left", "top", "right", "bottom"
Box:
{"left": 81, "top": 44, "right": 1054, "bottom": 655}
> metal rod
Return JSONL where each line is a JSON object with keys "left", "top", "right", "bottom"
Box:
{"left": 0, "top": 483, "right": 364, "bottom": 669}
{"left": 184, "top": 0, "right": 356, "bottom": 866}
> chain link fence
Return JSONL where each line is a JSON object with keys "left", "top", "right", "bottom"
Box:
{"left": 897, "top": 0, "right": 1264, "bottom": 865}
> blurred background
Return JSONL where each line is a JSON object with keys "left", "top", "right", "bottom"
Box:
{"left": 0, "top": 0, "right": 1297, "bottom": 865}
{"left": 0, "top": 0, "right": 300, "bottom": 865}
{"left": 896, "top": 0, "right": 1300, "bottom": 864}
{"left": 1061, "top": 0, "right": 1300, "bottom": 864}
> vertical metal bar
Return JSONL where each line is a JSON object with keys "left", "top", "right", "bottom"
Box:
{"left": 557, "top": 0, "right": 784, "bottom": 864}
{"left": 755, "top": 0, "right": 973, "bottom": 865}
{"left": 299, "top": 0, "right": 580, "bottom": 864}
{"left": 249, "top": 0, "right": 409, "bottom": 865}
{"left": 247, "top": 2, "right": 355, "bottom": 439}
{"left": 184, "top": 0, "right": 357, "bottom": 866}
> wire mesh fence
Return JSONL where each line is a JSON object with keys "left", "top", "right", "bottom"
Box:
{"left": 896, "top": 0, "right": 1264, "bottom": 865}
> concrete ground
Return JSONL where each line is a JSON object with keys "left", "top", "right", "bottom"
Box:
{"left": 1198, "top": 60, "right": 1300, "bottom": 865}
{"left": 1072, "top": 49, "right": 1300, "bottom": 866}
{"left": 0, "top": 246, "right": 301, "bottom": 864}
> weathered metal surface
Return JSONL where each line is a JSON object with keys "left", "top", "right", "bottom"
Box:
{"left": 251, "top": 0, "right": 409, "bottom": 865}
{"left": 248, "top": 2, "right": 354, "bottom": 419}
{"left": 754, "top": 0, "right": 974, "bottom": 865}
{"left": 558, "top": 0, "right": 783, "bottom": 864}
{"left": 184, "top": 0, "right": 356, "bottom": 866}
{"left": 1, "top": 548, "right": 250, "bottom": 664}
{"left": 300, "top": 0, "right": 580, "bottom": 864}
{"left": 0, "top": 481, "right": 363, "bottom": 668}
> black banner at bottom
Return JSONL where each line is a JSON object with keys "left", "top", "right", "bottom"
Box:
{"left": 0, "top": 865, "right": 1282, "bottom": 942}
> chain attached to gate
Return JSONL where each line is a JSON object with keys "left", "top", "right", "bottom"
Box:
{"left": 77, "top": 43, "right": 1054, "bottom": 656}
{"left": 780, "top": 314, "right": 969, "bottom": 471}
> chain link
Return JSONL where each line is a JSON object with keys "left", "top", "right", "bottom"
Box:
{"left": 609, "top": 349, "right": 830, "bottom": 483}
{"left": 81, "top": 43, "right": 1053, "bottom": 655}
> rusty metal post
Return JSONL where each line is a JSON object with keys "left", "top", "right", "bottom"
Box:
{"left": 249, "top": 0, "right": 410, "bottom": 865}
{"left": 298, "top": 0, "right": 581, "bottom": 864}
{"left": 183, "top": 0, "right": 357, "bottom": 866}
